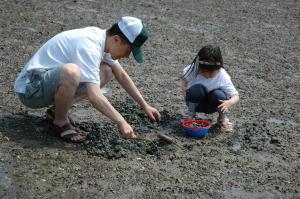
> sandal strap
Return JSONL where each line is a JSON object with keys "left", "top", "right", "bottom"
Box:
{"left": 52, "top": 123, "right": 86, "bottom": 143}
{"left": 46, "top": 108, "right": 55, "bottom": 120}
{"left": 45, "top": 108, "right": 76, "bottom": 126}
{"left": 59, "top": 123, "right": 76, "bottom": 136}
{"left": 52, "top": 123, "right": 75, "bottom": 135}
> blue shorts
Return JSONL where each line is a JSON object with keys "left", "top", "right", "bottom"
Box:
{"left": 186, "top": 84, "right": 228, "bottom": 114}
{"left": 17, "top": 66, "right": 86, "bottom": 109}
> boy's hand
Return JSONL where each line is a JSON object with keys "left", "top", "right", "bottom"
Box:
{"left": 118, "top": 121, "right": 136, "bottom": 139}
{"left": 143, "top": 105, "right": 161, "bottom": 122}
{"left": 218, "top": 100, "right": 232, "bottom": 113}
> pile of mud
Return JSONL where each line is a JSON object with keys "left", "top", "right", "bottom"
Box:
{"left": 80, "top": 98, "right": 182, "bottom": 159}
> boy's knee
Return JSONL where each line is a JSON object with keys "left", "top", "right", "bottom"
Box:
{"left": 61, "top": 64, "right": 81, "bottom": 85}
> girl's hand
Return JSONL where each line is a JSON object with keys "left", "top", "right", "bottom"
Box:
{"left": 218, "top": 95, "right": 240, "bottom": 113}
{"left": 218, "top": 100, "right": 232, "bottom": 113}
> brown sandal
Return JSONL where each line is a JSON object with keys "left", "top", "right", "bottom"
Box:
{"left": 45, "top": 108, "right": 76, "bottom": 126}
{"left": 51, "top": 123, "right": 86, "bottom": 143}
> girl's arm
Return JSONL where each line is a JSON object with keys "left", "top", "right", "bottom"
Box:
{"left": 181, "top": 78, "right": 188, "bottom": 98}
{"left": 218, "top": 94, "right": 240, "bottom": 113}
{"left": 228, "top": 94, "right": 240, "bottom": 105}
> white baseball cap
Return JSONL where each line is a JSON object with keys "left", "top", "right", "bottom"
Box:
{"left": 118, "top": 16, "right": 149, "bottom": 63}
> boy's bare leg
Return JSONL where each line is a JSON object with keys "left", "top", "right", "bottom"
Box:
{"left": 53, "top": 64, "right": 80, "bottom": 127}
{"left": 69, "top": 62, "right": 115, "bottom": 105}
{"left": 50, "top": 62, "right": 114, "bottom": 119}
{"left": 50, "top": 62, "right": 114, "bottom": 111}
{"left": 49, "top": 63, "right": 114, "bottom": 141}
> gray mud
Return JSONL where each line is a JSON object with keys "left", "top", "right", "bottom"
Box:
{"left": 1, "top": 0, "right": 299, "bottom": 198}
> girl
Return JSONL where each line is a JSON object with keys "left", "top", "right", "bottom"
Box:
{"left": 181, "top": 45, "right": 239, "bottom": 132}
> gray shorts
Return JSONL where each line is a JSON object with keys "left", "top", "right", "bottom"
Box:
{"left": 17, "top": 66, "right": 86, "bottom": 109}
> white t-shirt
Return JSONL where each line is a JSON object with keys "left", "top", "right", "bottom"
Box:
{"left": 14, "top": 27, "right": 118, "bottom": 93}
{"left": 183, "top": 65, "right": 238, "bottom": 97}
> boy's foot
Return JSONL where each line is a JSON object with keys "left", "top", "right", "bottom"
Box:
{"left": 51, "top": 123, "right": 86, "bottom": 143}
{"left": 218, "top": 115, "right": 233, "bottom": 133}
{"left": 45, "top": 106, "right": 76, "bottom": 126}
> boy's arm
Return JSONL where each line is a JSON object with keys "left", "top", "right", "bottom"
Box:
{"left": 85, "top": 82, "right": 136, "bottom": 139}
{"left": 109, "top": 63, "right": 161, "bottom": 122}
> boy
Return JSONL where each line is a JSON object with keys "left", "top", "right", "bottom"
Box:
{"left": 14, "top": 16, "right": 161, "bottom": 142}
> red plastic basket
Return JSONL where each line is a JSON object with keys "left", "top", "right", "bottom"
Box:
{"left": 182, "top": 119, "right": 211, "bottom": 138}
{"left": 182, "top": 119, "right": 211, "bottom": 129}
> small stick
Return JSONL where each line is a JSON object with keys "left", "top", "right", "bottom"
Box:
{"left": 157, "top": 133, "right": 173, "bottom": 144}
{"left": 157, "top": 133, "right": 185, "bottom": 150}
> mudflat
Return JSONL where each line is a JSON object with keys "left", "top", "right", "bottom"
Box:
{"left": 0, "top": 0, "right": 299, "bottom": 198}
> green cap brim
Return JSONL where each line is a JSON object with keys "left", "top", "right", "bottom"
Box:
{"left": 131, "top": 25, "right": 149, "bottom": 64}
{"left": 132, "top": 46, "right": 143, "bottom": 63}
